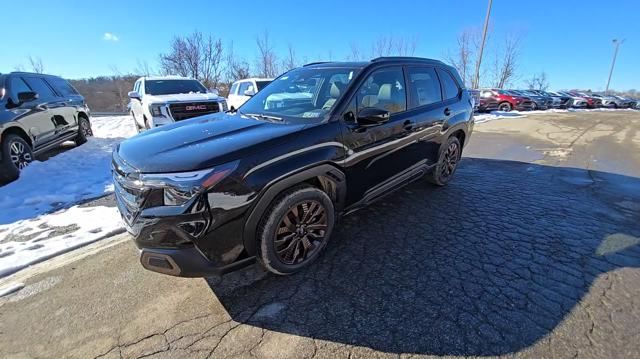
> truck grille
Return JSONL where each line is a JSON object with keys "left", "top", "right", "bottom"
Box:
{"left": 112, "top": 154, "right": 147, "bottom": 228}
{"left": 169, "top": 102, "right": 220, "bottom": 121}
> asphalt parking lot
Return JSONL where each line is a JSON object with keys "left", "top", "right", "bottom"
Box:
{"left": 1, "top": 111, "right": 639, "bottom": 358}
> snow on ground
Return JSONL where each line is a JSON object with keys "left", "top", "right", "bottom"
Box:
{"left": 0, "top": 116, "right": 136, "bottom": 224}
{"left": 474, "top": 107, "right": 637, "bottom": 124}
{"left": 0, "top": 116, "right": 135, "bottom": 278}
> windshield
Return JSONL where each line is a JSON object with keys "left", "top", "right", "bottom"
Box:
{"left": 239, "top": 67, "right": 361, "bottom": 121}
{"left": 256, "top": 81, "right": 271, "bottom": 91}
{"left": 145, "top": 79, "right": 207, "bottom": 96}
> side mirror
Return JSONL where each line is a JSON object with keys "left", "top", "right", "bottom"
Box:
{"left": 128, "top": 91, "right": 141, "bottom": 100}
{"left": 244, "top": 89, "right": 255, "bottom": 97}
{"left": 357, "top": 107, "right": 390, "bottom": 126}
{"left": 209, "top": 88, "right": 219, "bottom": 96}
{"left": 17, "top": 91, "right": 39, "bottom": 103}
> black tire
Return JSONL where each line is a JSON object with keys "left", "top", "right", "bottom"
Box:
{"left": 426, "top": 136, "right": 462, "bottom": 187}
{"left": 0, "top": 134, "right": 34, "bottom": 182}
{"left": 75, "top": 116, "right": 93, "bottom": 145}
{"left": 132, "top": 112, "right": 142, "bottom": 133}
{"left": 531, "top": 102, "right": 538, "bottom": 111}
{"left": 498, "top": 102, "right": 512, "bottom": 112}
{"left": 257, "top": 185, "right": 335, "bottom": 275}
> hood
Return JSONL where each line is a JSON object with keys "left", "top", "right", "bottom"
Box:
{"left": 145, "top": 93, "right": 224, "bottom": 103}
{"left": 117, "top": 112, "right": 307, "bottom": 173}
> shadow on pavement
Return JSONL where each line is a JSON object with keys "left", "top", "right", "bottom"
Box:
{"left": 206, "top": 158, "right": 640, "bottom": 356}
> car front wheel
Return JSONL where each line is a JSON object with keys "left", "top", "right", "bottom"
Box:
{"left": 75, "top": 116, "right": 93, "bottom": 145}
{"left": 1, "top": 134, "right": 34, "bottom": 182}
{"left": 257, "top": 185, "right": 335, "bottom": 275}
{"left": 498, "top": 102, "right": 512, "bottom": 112}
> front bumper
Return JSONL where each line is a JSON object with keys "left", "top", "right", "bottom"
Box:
{"left": 140, "top": 247, "right": 255, "bottom": 277}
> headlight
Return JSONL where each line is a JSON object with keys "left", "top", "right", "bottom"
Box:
{"left": 139, "top": 161, "right": 238, "bottom": 206}
{"left": 149, "top": 104, "right": 165, "bottom": 117}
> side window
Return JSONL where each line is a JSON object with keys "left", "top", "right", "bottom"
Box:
{"left": 230, "top": 82, "right": 239, "bottom": 95}
{"left": 10, "top": 77, "right": 32, "bottom": 97}
{"left": 406, "top": 67, "right": 442, "bottom": 108}
{"left": 356, "top": 67, "right": 406, "bottom": 114}
{"left": 481, "top": 90, "right": 493, "bottom": 98}
{"left": 437, "top": 69, "right": 460, "bottom": 100}
{"left": 23, "top": 77, "right": 56, "bottom": 99}
{"left": 47, "top": 77, "right": 79, "bottom": 97}
{"left": 133, "top": 81, "right": 140, "bottom": 93}
{"left": 238, "top": 81, "right": 251, "bottom": 95}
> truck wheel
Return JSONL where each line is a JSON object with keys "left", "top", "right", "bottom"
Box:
{"left": 498, "top": 102, "right": 512, "bottom": 112}
{"left": 257, "top": 185, "right": 335, "bottom": 275}
{"left": 75, "top": 116, "right": 93, "bottom": 145}
{"left": 426, "top": 136, "right": 461, "bottom": 187}
{"left": 1, "top": 134, "right": 33, "bottom": 182}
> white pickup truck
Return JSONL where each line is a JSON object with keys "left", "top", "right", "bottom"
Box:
{"left": 127, "top": 76, "right": 227, "bottom": 130}
{"left": 227, "top": 78, "right": 272, "bottom": 110}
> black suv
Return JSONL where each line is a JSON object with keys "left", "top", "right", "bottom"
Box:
{"left": 112, "top": 57, "right": 474, "bottom": 277}
{"left": 1, "top": 72, "right": 92, "bottom": 182}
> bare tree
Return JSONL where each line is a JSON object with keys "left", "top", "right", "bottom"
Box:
{"left": 282, "top": 43, "right": 297, "bottom": 71}
{"left": 348, "top": 42, "right": 362, "bottom": 61}
{"left": 490, "top": 35, "right": 521, "bottom": 89}
{"left": 134, "top": 59, "right": 154, "bottom": 77}
{"left": 28, "top": 56, "right": 44, "bottom": 73}
{"left": 446, "top": 30, "right": 476, "bottom": 87}
{"left": 225, "top": 42, "right": 251, "bottom": 82}
{"left": 371, "top": 36, "right": 417, "bottom": 58}
{"left": 159, "top": 31, "right": 224, "bottom": 88}
{"left": 109, "top": 65, "right": 129, "bottom": 112}
{"left": 13, "top": 64, "right": 25, "bottom": 71}
{"left": 526, "top": 72, "right": 549, "bottom": 91}
{"left": 255, "top": 30, "right": 279, "bottom": 78}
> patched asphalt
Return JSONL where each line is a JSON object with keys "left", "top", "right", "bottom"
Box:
{"left": 1, "top": 111, "right": 639, "bottom": 358}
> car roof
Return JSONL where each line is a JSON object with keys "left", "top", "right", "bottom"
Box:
{"left": 9, "top": 71, "right": 65, "bottom": 79}
{"left": 303, "top": 57, "right": 448, "bottom": 69}
{"left": 234, "top": 78, "right": 273, "bottom": 83}
{"left": 142, "top": 76, "right": 194, "bottom": 81}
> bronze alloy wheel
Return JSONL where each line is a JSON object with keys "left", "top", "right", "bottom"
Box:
{"left": 440, "top": 141, "right": 460, "bottom": 179}
{"left": 274, "top": 200, "right": 328, "bottom": 265}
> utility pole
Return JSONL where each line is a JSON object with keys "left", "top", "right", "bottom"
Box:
{"left": 605, "top": 39, "right": 624, "bottom": 95}
{"left": 473, "top": 0, "right": 493, "bottom": 89}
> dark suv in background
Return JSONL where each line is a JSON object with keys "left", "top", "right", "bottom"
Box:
{"left": 112, "top": 57, "right": 474, "bottom": 277}
{"left": 0, "top": 72, "right": 92, "bottom": 182}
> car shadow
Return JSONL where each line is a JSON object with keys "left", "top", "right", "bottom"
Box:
{"left": 205, "top": 157, "right": 640, "bottom": 356}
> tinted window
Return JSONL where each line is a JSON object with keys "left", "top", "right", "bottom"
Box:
{"left": 357, "top": 67, "right": 406, "bottom": 114}
{"left": 230, "top": 82, "right": 239, "bottom": 95}
{"left": 238, "top": 81, "right": 253, "bottom": 95}
{"left": 47, "top": 77, "right": 78, "bottom": 97}
{"left": 256, "top": 81, "right": 271, "bottom": 91}
{"left": 437, "top": 69, "right": 460, "bottom": 100}
{"left": 406, "top": 67, "right": 442, "bottom": 108}
{"left": 144, "top": 80, "right": 207, "bottom": 95}
{"left": 23, "top": 77, "right": 56, "bottom": 98}
{"left": 11, "top": 77, "right": 32, "bottom": 97}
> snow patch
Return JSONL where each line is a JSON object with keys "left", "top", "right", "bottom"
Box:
{"left": 0, "top": 116, "right": 136, "bottom": 224}
{"left": 0, "top": 282, "right": 24, "bottom": 297}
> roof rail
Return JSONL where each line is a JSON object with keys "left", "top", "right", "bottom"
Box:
{"left": 371, "top": 56, "right": 444, "bottom": 64}
{"left": 303, "top": 61, "right": 331, "bottom": 67}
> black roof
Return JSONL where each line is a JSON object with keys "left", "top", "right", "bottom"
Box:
{"left": 303, "top": 56, "right": 446, "bottom": 68}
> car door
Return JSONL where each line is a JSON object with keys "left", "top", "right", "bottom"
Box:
{"left": 340, "top": 66, "right": 424, "bottom": 203}
{"left": 22, "top": 76, "right": 70, "bottom": 145}
{"left": 45, "top": 76, "right": 81, "bottom": 137}
{"left": 227, "top": 82, "right": 239, "bottom": 109}
{"left": 130, "top": 80, "right": 144, "bottom": 122}
{"left": 10, "top": 76, "right": 58, "bottom": 147}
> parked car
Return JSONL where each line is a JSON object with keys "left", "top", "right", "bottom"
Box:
{"left": 569, "top": 92, "right": 602, "bottom": 108}
{"left": 112, "top": 57, "right": 474, "bottom": 277}
{"left": 0, "top": 72, "right": 92, "bottom": 182}
{"left": 227, "top": 78, "right": 272, "bottom": 110}
{"left": 480, "top": 89, "right": 533, "bottom": 112}
{"left": 557, "top": 91, "right": 587, "bottom": 108}
{"left": 477, "top": 89, "right": 499, "bottom": 112}
{"left": 613, "top": 95, "right": 637, "bottom": 109}
{"left": 513, "top": 90, "right": 551, "bottom": 110}
{"left": 532, "top": 90, "right": 572, "bottom": 109}
{"left": 128, "top": 76, "right": 227, "bottom": 131}
{"left": 591, "top": 94, "right": 625, "bottom": 108}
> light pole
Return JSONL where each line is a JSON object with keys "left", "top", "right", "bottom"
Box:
{"left": 473, "top": 0, "right": 493, "bottom": 89}
{"left": 605, "top": 39, "right": 624, "bottom": 95}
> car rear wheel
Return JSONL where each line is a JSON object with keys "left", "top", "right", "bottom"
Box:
{"left": 1, "top": 134, "right": 34, "bottom": 182}
{"left": 75, "top": 116, "right": 93, "bottom": 145}
{"left": 426, "top": 136, "right": 462, "bottom": 187}
{"left": 498, "top": 102, "right": 512, "bottom": 112}
{"left": 257, "top": 185, "right": 335, "bottom": 275}
{"left": 531, "top": 102, "right": 538, "bottom": 111}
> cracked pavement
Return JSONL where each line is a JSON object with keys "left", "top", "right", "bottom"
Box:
{"left": 1, "top": 111, "right": 639, "bottom": 358}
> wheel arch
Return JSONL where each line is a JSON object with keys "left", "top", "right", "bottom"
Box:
{"left": 242, "top": 164, "right": 346, "bottom": 256}
{"left": 449, "top": 128, "right": 467, "bottom": 148}
{"left": 1, "top": 125, "right": 33, "bottom": 148}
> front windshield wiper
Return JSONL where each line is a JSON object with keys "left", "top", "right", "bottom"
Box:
{"left": 243, "top": 113, "right": 283, "bottom": 122}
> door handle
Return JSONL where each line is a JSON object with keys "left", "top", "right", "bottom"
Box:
{"left": 444, "top": 108, "right": 451, "bottom": 116}
{"left": 403, "top": 120, "right": 414, "bottom": 131}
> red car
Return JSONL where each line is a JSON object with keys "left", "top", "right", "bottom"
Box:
{"left": 480, "top": 89, "right": 534, "bottom": 112}
{"left": 569, "top": 91, "right": 602, "bottom": 108}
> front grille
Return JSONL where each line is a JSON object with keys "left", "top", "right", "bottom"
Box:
{"left": 112, "top": 154, "right": 147, "bottom": 227}
{"left": 169, "top": 102, "right": 220, "bottom": 121}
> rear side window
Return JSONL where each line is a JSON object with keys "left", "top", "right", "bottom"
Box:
{"left": 437, "top": 69, "right": 460, "bottom": 100}
{"left": 47, "top": 77, "right": 78, "bottom": 97}
{"left": 23, "top": 77, "right": 56, "bottom": 99}
{"left": 406, "top": 67, "right": 442, "bottom": 108}
{"left": 357, "top": 67, "right": 407, "bottom": 114}
{"left": 10, "top": 77, "right": 32, "bottom": 97}
{"left": 230, "top": 82, "right": 239, "bottom": 95}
